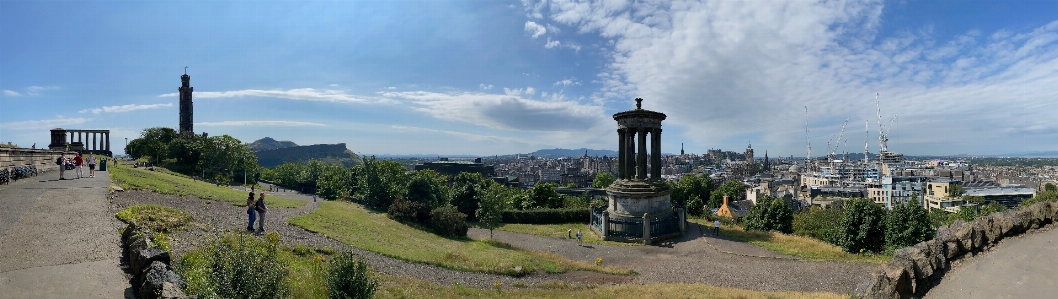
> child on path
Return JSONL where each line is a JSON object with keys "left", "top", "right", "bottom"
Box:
{"left": 255, "top": 192, "right": 268, "bottom": 233}
{"left": 576, "top": 230, "right": 583, "bottom": 246}
{"left": 58, "top": 153, "right": 66, "bottom": 180}
{"left": 86, "top": 154, "right": 97, "bottom": 178}
{"left": 246, "top": 192, "right": 257, "bottom": 232}
{"left": 74, "top": 153, "right": 84, "bottom": 179}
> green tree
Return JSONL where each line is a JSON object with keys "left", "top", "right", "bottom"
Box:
{"left": 317, "top": 164, "right": 354, "bottom": 200}
{"left": 837, "top": 198, "right": 887, "bottom": 253}
{"left": 357, "top": 156, "right": 407, "bottom": 209}
{"left": 884, "top": 197, "right": 935, "bottom": 250}
{"left": 451, "top": 172, "right": 495, "bottom": 221}
{"left": 793, "top": 206, "right": 843, "bottom": 244}
{"left": 1045, "top": 183, "right": 1057, "bottom": 192}
{"left": 743, "top": 196, "right": 794, "bottom": 234}
{"left": 524, "top": 183, "right": 562, "bottom": 209}
{"left": 592, "top": 172, "right": 616, "bottom": 188}
{"left": 405, "top": 169, "right": 450, "bottom": 209}
{"left": 708, "top": 180, "right": 744, "bottom": 209}
{"left": 476, "top": 183, "right": 510, "bottom": 239}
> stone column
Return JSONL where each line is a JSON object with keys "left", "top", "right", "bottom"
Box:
{"left": 617, "top": 129, "right": 626, "bottom": 180}
{"left": 92, "top": 133, "right": 97, "bottom": 151}
{"left": 637, "top": 129, "right": 647, "bottom": 180}
{"left": 602, "top": 211, "right": 610, "bottom": 238}
{"left": 652, "top": 128, "right": 662, "bottom": 179}
{"left": 679, "top": 207, "right": 686, "bottom": 233}
{"left": 105, "top": 132, "right": 110, "bottom": 152}
{"left": 642, "top": 213, "right": 651, "bottom": 245}
{"left": 626, "top": 129, "right": 636, "bottom": 180}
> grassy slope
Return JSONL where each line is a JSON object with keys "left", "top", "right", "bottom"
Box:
{"left": 692, "top": 219, "right": 890, "bottom": 264}
{"left": 483, "top": 222, "right": 641, "bottom": 246}
{"left": 110, "top": 164, "right": 305, "bottom": 208}
{"left": 289, "top": 201, "right": 633, "bottom": 276}
{"left": 376, "top": 274, "right": 845, "bottom": 299}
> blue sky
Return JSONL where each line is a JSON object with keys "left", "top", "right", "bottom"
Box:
{"left": 3, "top": 0, "right": 1058, "bottom": 157}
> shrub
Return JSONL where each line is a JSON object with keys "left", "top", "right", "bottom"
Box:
{"left": 793, "top": 206, "right": 842, "bottom": 245}
{"left": 430, "top": 205, "right": 469, "bottom": 238}
{"left": 884, "top": 198, "right": 935, "bottom": 250}
{"left": 501, "top": 208, "right": 589, "bottom": 224}
{"left": 687, "top": 195, "right": 705, "bottom": 217}
{"left": 177, "top": 233, "right": 289, "bottom": 299}
{"left": 387, "top": 197, "right": 430, "bottom": 224}
{"left": 327, "top": 251, "right": 378, "bottom": 299}
{"left": 836, "top": 198, "right": 887, "bottom": 253}
{"left": 743, "top": 196, "right": 793, "bottom": 234}
{"left": 115, "top": 204, "right": 193, "bottom": 233}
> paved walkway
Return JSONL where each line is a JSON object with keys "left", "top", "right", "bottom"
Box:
{"left": 925, "top": 226, "right": 1058, "bottom": 299}
{"left": 0, "top": 169, "right": 131, "bottom": 298}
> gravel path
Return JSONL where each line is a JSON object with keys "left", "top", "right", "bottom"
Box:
{"left": 111, "top": 181, "right": 875, "bottom": 293}
{"left": 924, "top": 225, "right": 1058, "bottom": 299}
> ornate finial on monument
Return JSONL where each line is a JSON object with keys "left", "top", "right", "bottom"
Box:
{"left": 184, "top": 66, "right": 188, "bottom": 75}
{"left": 635, "top": 98, "right": 643, "bottom": 109}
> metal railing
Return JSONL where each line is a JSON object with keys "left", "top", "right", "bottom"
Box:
{"left": 607, "top": 216, "right": 643, "bottom": 239}
{"left": 650, "top": 213, "right": 680, "bottom": 237}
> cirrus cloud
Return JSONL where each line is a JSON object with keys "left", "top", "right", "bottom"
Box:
{"left": 159, "top": 88, "right": 383, "bottom": 104}
{"left": 197, "top": 120, "right": 327, "bottom": 127}
{"left": 381, "top": 91, "right": 607, "bottom": 132}
{"left": 79, "top": 103, "right": 173, "bottom": 114}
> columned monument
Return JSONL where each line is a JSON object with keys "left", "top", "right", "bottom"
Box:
{"left": 48, "top": 128, "right": 112, "bottom": 156}
{"left": 591, "top": 98, "right": 685, "bottom": 244}
{"left": 179, "top": 68, "right": 194, "bottom": 135}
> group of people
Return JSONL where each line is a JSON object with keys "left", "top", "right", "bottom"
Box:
{"left": 57, "top": 152, "right": 97, "bottom": 180}
{"left": 245, "top": 191, "right": 269, "bottom": 233}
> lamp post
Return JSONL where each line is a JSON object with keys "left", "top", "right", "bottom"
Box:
{"left": 124, "top": 138, "right": 128, "bottom": 158}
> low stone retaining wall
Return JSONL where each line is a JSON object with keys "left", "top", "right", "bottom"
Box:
{"left": 855, "top": 201, "right": 1056, "bottom": 298}
{"left": 122, "top": 222, "right": 192, "bottom": 299}
{"left": 0, "top": 148, "right": 63, "bottom": 172}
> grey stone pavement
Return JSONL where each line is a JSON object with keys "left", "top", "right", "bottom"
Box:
{"left": 925, "top": 226, "right": 1058, "bottom": 299}
{"left": 0, "top": 169, "right": 132, "bottom": 298}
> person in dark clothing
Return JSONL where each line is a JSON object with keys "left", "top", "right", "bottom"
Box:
{"left": 246, "top": 192, "right": 257, "bottom": 232}
{"left": 255, "top": 192, "right": 268, "bottom": 233}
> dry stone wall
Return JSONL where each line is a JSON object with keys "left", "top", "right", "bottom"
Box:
{"left": 122, "top": 221, "right": 192, "bottom": 299}
{"left": 855, "top": 201, "right": 1057, "bottom": 298}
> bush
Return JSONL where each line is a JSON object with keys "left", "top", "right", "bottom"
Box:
{"left": 327, "top": 251, "right": 378, "bottom": 299}
{"left": 501, "top": 208, "right": 589, "bottom": 224}
{"left": 430, "top": 205, "right": 469, "bottom": 238}
{"left": 177, "top": 233, "right": 289, "bottom": 299}
{"left": 115, "top": 204, "right": 193, "bottom": 233}
{"left": 836, "top": 198, "right": 887, "bottom": 253}
{"left": 743, "top": 196, "right": 793, "bottom": 234}
{"left": 387, "top": 197, "right": 430, "bottom": 224}
{"left": 687, "top": 195, "right": 705, "bottom": 217}
{"left": 793, "top": 206, "right": 842, "bottom": 244}
{"left": 884, "top": 198, "right": 935, "bottom": 250}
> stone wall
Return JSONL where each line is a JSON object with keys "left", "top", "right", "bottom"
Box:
{"left": 0, "top": 148, "right": 63, "bottom": 172}
{"left": 122, "top": 221, "right": 191, "bottom": 299}
{"left": 855, "top": 200, "right": 1057, "bottom": 298}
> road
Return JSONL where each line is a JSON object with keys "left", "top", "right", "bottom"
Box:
{"left": 925, "top": 226, "right": 1058, "bottom": 299}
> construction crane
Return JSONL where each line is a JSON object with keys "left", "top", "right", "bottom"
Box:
{"left": 834, "top": 118, "right": 849, "bottom": 160}
{"left": 876, "top": 93, "right": 886, "bottom": 153}
{"left": 881, "top": 114, "right": 898, "bottom": 152}
{"left": 805, "top": 106, "right": 811, "bottom": 171}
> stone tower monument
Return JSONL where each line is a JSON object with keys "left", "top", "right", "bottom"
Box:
{"left": 179, "top": 69, "right": 194, "bottom": 135}
{"left": 590, "top": 98, "right": 685, "bottom": 244}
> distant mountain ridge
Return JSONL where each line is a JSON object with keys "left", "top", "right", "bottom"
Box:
{"left": 248, "top": 137, "right": 298, "bottom": 152}
{"left": 531, "top": 148, "right": 618, "bottom": 159}
{"left": 255, "top": 142, "right": 360, "bottom": 168}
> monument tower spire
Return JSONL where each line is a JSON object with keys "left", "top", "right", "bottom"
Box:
{"left": 179, "top": 68, "right": 194, "bottom": 135}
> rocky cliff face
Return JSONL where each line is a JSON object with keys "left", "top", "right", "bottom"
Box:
{"left": 247, "top": 137, "right": 298, "bottom": 152}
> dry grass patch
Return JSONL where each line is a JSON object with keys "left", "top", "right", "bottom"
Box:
{"left": 692, "top": 219, "right": 889, "bottom": 264}
{"left": 375, "top": 274, "right": 846, "bottom": 299}
{"left": 484, "top": 222, "right": 641, "bottom": 246}
{"left": 110, "top": 163, "right": 304, "bottom": 208}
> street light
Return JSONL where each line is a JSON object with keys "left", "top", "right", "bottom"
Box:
{"left": 124, "top": 138, "right": 128, "bottom": 158}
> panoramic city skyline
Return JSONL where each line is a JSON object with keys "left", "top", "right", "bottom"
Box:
{"left": 3, "top": 0, "right": 1058, "bottom": 157}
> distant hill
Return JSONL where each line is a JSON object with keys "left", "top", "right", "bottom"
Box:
{"left": 248, "top": 137, "right": 298, "bottom": 152}
{"left": 531, "top": 148, "right": 618, "bottom": 159}
{"left": 256, "top": 143, "right": 360, "bottom": 168}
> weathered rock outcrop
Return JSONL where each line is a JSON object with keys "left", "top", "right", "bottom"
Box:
{"left": 856, "top": 201, "right": 1056, "bottom": 298}
{"left": 122, "top": 221, "right": 192, "bottom": 299}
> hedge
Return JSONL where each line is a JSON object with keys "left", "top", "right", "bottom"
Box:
{"left": 501, "top": 208, "right": 589, "bottom": 224}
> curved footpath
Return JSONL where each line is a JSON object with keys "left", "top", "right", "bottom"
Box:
{"left": 0, "top": 170, "right": 132, "bottom": 298}
{"left": 924, "top": 225, "right": 1058, "bottom": 299}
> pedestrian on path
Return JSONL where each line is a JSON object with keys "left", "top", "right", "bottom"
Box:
{"left": 713, "top": 219, "right": 720, "bottom": 236}
{"left": 57, "top": 153, "right": 67, "bottom": 180}
{"left": 86, "top": 154, "right": 97, "bottom": 178}
{"left": 313, "top": 194, "right": 317, "bottom": 202}
{"left": 74, "top": 153, "right": 84, "bottom": 179}
{"left": 255, "top": 192, "right": 268, "bottom": 233}
{"left": 246, "top": 192, "right": 257, "bottom": 232}
{"left": 576, "top": 230, "right": 583, "bottom": 246}
{"left": 568, "top": 228, "right": 572, "bottom": 239}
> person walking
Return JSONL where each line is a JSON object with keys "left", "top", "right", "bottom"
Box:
{"left": 576, "top": 230, "right": 583, "bottom": 246}
{"left": 568, "top": 228, "right": 572, "bottom": 239}
{"left": 73, "top": 153, "right": 84, "bottom": 179}
{"left": 713, "top": 219, "right": 721, "bottom": 236}
{"left": 255, "top": 192, "right": 268, "bottom": 233}
{"left": 86, "top": 154, "right": 97, "bottom": 178}
{"left": 57, "top": 153, "right": 67, "bottom": 180}
{"left": 246, "top": 192, "right": 257, "bottom": 232}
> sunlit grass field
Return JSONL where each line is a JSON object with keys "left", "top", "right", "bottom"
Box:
{"left": 691, "top": 219, "right": 890, "bottom": 264}
{"left": 289, "top": 201, "right": 635, "bottom": 276}
{"left": 109, "top": 163, "right": 305, "bottom": 208}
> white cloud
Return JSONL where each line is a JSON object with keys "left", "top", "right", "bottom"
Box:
{"left": 479, "top": 84, "right": 494, "bottom": 90}
{"left": 554, "top": 78, "right": 581, "bottom": 87}
{"left": 25, "top": 86, "right": 59, "bottom": 96}
{"left": 390, "top": 125, "right": 525, "bottom": 144}
{"left": 532, "top": 0, "right": 1058, "bottom": 155}
{"left": 330, "top": 84, "right": 339, "bottom": 87}
{"left": 158, "top": 88, "right": 378, "bottom": 104}
{"left": 524, "top": 21, "right": 547, "bottom": 38}
{"left": 387, "top": 86, "right": 396, "bottom": 90}
{"left": 197, "top": 120, "right": 327, "bottom": 127}
{"left": 3, "top": 90, "right": 20, "bottom": 97}
{"left": 1, "top": 116, "right": 88, "bottom": 130}
{"left": 544, "top": 37, "right": 581, "bottom": 51}
{"left": 381, "top": 91, "right": 607, "bottom": 132}
{"left": 79, "top": 103, "right": 173, "bottom": 114}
